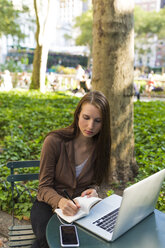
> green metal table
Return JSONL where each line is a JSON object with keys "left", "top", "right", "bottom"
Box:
{"left": 46, "top": 209, "right": 165, "bottom": 248}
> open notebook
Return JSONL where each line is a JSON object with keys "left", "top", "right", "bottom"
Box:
{"left": 55, "top": 195, "right": 102, "bottom": 223}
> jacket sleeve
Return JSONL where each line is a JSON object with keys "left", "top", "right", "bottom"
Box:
{"left": 37, "top": 134, "right": 63, "bottom": 210}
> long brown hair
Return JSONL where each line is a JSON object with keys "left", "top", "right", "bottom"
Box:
{"left": 50, "top": 91, "right": 111, "bottom": 185}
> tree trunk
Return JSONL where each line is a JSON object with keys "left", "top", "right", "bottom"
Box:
{"left": 31, "top": 0, "right": 56, "bottom": 92}
{"left": 92, "top": 0, "right": 138, "bottom": 185}
{"left": 31, "top": 44, "right": 42, "bottom": 89}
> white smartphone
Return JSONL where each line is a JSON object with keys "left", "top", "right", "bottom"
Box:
{"left": 59, "top": 225, "right": 79, "bottom": 247}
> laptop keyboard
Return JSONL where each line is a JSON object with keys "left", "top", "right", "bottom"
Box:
{"left": 92, "top": 208, "right": 120, "bottom": 233}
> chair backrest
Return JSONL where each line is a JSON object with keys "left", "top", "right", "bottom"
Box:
{"left": 7, "top": 160, "right": 40, "bottom": 226}
{"left": 7, "top": 160, "right": 40, "bottom": 182}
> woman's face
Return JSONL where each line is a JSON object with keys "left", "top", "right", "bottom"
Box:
{"left": 78, "top": 103, "right": 102, "bottom": 138}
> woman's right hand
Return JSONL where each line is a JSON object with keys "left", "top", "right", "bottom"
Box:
{"left": 58, "top": 198, "right": 80, "bottom": 216}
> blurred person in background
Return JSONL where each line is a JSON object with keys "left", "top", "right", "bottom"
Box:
{"left": 1, "top": 70, "right": 13, "bottom": 91}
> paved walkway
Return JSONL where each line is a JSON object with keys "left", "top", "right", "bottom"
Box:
{"left": 72, "top": 91, "right": 165, "bottom": 102}
{"left": 134, "top": 96, "right": 165, "bottom": 102}
{"left": 134, "top": 94, "right": 165, "bottom": 102}
{"left": 0, "top": 211, "right": 30, "bottom": 247}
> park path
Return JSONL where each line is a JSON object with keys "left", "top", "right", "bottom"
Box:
{"left": 134, "top": 96, "right": 165, "bottom": 102}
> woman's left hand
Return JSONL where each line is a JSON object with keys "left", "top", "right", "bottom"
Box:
{"left": 81, "top": 188, "right": 98, "bottom": 198}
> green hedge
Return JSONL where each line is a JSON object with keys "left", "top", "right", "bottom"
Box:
{"left": 0, "top": 90, "right": 164, "bottom": 219}
{"left": 134, "top": 100, "right": 165, "bottom": 211}
{"left": 0, "top": 90, "right": 79, "bottom": 219}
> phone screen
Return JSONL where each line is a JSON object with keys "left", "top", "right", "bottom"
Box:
{"left": 60, "top": 225, "right": 79, "bottom": 247}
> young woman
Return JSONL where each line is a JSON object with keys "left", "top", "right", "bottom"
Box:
{"left": 30, "top": 90, "right": 111, "bottom": 248}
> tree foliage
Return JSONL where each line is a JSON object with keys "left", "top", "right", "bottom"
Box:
{"left": 0, "top": 0, "right": 26, "bottom": 39}
{"left": 134, "top": 6, "right": 165, "bottom": 64}
{"left": 74, "top": 6, "right": 165, "bottom": 56}
{"left": 74, "top": 8, "right": 93, "bottom": 53}
{"left": 134, "top": 6, "right": 165, "bottom": 38}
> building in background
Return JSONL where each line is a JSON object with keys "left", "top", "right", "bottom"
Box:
{"left": 0, "top": 37, "right": 8, "bottom": 64}
{"left": 134, "top": 0, "right": 165, "bottom": 71}
{"left": 161, "top": 0, "right": 165, "bottom": 8}
{"left": 0, "top": 0, "right": 92, "bottom": 65}
{"left": 134, "top": 0, "right": 162, "bottom": 11}
{"left": 0, "top": 0, "right": 36, "bottom": 64}
{"left": 50, "top": 0, "right": 91, "bottom": 55}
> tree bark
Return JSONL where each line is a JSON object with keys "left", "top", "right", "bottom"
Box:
{"left": 92, "top": 0, "right": 138, "bottom": 185}
{"left": 31, "top": 0, "right": 56, "bottom": 92}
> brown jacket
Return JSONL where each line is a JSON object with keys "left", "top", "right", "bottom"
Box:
{"left": 37, "top": 133, "right": 97, "bottom": 210}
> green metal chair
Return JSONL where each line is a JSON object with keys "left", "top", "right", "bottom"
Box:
{"left": 7, "top": 160, "right": 40, "bottom": 248}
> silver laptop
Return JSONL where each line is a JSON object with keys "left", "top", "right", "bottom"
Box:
{"left": 75, "top": 169, "right": 165, "bottom": 241}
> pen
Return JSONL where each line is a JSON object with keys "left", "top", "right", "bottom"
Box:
{"left": 63, "top": 190, "right": 76, "bottom": 205}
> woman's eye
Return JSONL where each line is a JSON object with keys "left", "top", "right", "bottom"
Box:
{"left": 95, "top": 119, "right": 101, "bottom": 123}
{"left": 83, "top": 115, "right": 89, "bottom": 120}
